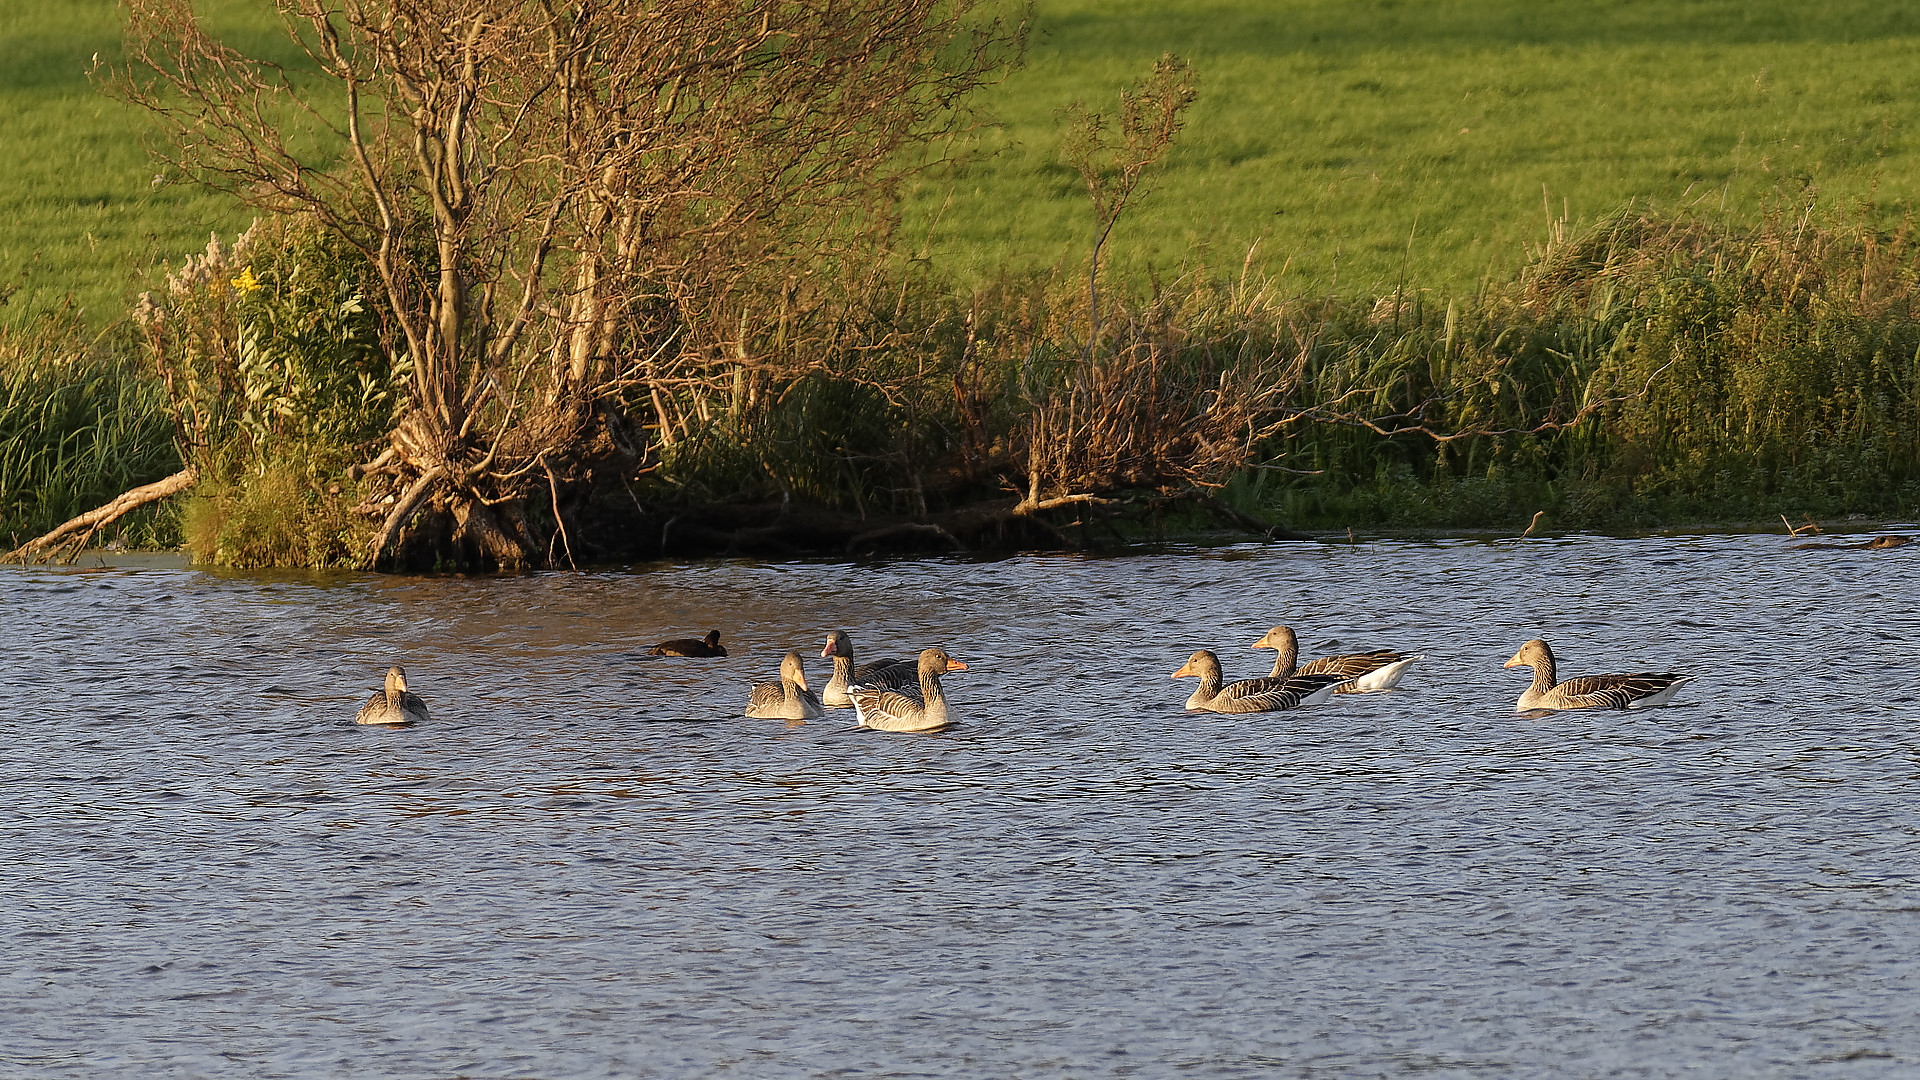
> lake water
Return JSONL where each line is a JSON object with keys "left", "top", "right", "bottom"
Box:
{"left": 5, "top": 532, "right": 1919, "bottom": 1077}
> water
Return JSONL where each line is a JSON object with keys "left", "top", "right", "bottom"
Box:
{"left": 4, "top": 533, "right": 1919, "bottom": 1077}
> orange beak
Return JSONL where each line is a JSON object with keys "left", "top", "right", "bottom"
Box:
{"left": 946, "top": 658, "right": 968, "bottom": 672}
{"left": 1171, "top": 660, "right": 1195, "bottom": 679}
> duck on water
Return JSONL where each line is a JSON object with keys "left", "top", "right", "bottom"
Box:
{"left": 819, "top": 629, "right": 917, "bottom": 708}
{"left": 847, "top": 647, "right": 967, "bottom": 732}
{"left": 744, "top": 651, "right": 825, "bottom": 720}
{"left": 1172, "top": 649, "right": 1349, "bottom": 713}
{"left": 1251, "top": 625, "right": 1421, "bottom": 692}
{"left": 356, "top": 665, "right": 430, "bottom": 725}
{"left": 1504, "top": 638, "right": 1693, "bottom": 711}
{"left": 649, "top": 630, "right": 727, "bottom": 657}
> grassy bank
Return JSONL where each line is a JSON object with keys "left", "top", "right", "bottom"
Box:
{"left": 8, "top": 198, "right": 1919, "bottom": 561}
{"left": 5, "top": 2, "right": 1920, "bottom": 561}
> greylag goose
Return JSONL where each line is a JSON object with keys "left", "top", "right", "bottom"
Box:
{"left": 650, "top": 629, "right": 727, "bottom": 657}
{"left": 356, "top": 665, "right": 430, "bottom": 725}
{"left": 1172, "top": 650, "right": 1349, "bottom": 713}
{"left": 819, "top": 629, "right": 917, "bottom": 709}
{"left": 745, "top": 651, "right": 824, "bottom": 720}
{"left": 1504, "top": 638, "right": 1694, "bottom": 711}
{"left": 848, "top": 647, "right": 966, "bottom": 732}
{"left": 1252, "top": 625, "right": 1421, "bottom": 692}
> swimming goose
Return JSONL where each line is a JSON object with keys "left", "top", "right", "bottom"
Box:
{"left": 1504, "top": 638, "right": 1693, "bottom": 711}
{"left": 650, "top": 629, "right": 727, "bottom": 657}
{"left": 355, "top": 665, "right": 430, "bottom": 725}
{"left": 744, "top": 651, "right": 824, "bottom": 719}
{"left": 1253, "top": 625, "right": 1421, "bottom": 692}
{"left": 848, "top": 647, "right": 966, "bottom": 732}
{"left": 819, "top": 629, "right": 916, "bottom": 709}
{"left": 1171, "top": 649, "right": 1349, "bottom": 713}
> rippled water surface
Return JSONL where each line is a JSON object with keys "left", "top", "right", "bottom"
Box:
{"left": 6, "top": 533, "right": 1920, "bottom": 1077}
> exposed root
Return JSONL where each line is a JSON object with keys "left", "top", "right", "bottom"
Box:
{"left": 361, "top": 465, "right": 446, "bottom": 570}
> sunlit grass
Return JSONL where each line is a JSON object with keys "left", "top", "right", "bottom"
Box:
{"left": 0, "top": 0, "right": 302, "bottom": 324}
{"left": 908, "top": 0, "right": 1920, "bottom": 295}
{"left": 10, "top": 0, "right": 1920, "bottom": 321}
{"left": 0, "top": 318, "right": 180, "bottom": 545}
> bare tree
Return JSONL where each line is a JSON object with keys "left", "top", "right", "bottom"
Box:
{"left": 116, "top": 0, "right": 1022, "bottom": 568}
{"left": 1059, "top": 53, "right": 1195, "bottom": 352}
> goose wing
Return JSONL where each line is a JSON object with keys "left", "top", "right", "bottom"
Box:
{"left": 1297, "top": 650, "right": 1406, "bottom": 679}
{"left": 353, "top": 690, "right": 388, "bottom": 724}
{"left": 793, "top": 684, "right": 825, "bottom": 718}
{"left": 853, "top": 658, "right": 917, "bottom": 687}
{"left": 1208, "top": 672, "right": 1349, "bottom": 713}
{"left": 744, "top": 679, "right": 786, "bottom": 714}
{"left": 847, "top": 682, "right": 925, "bottom": 717}
{"left": 1549, "top": 673, "right": 1692, "bottom": 709}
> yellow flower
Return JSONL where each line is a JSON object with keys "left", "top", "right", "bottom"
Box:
{"left": 231, "top": 266, "right": 261, "bottom": 294}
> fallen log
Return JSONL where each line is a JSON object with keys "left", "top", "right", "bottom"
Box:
{"left": 5, "top": 466, "right": 198, "bottom": 565}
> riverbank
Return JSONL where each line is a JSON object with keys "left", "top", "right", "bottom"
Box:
{"left": 9, "top": 199, "right": 1920, "bottom": 567}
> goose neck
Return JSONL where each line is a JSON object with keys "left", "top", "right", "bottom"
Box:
{"left": 1532, "top": 652, "right": 1556, "bottom": 693}
{"left": 919, "top": 668, "right": 947, "bottom": 706}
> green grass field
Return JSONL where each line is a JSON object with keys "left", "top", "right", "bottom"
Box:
{"left": 8, "top": 0, "right": 1920, "bottom": 323}
{"left": 0, "top": 1, "right": 294, "bottom": 325}
{"left": 916, "top": 0, "right": 1920, "bottom": 294}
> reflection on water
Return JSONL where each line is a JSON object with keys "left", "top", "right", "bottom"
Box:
{"left": 4, "top": 533, "right": 1920, "bottom": 1077}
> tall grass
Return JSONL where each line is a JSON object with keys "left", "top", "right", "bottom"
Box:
{"left": 0, "top": 319, "right": 181, "bottom": 547}
{"left": 635, "top": 197, "right": 1920, "bottom": 538}
{"left": 1265, "top": 200, "right": 1920, "bottom": 529}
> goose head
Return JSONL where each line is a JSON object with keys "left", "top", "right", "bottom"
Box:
{"left": 1170, "top": 650, "right": 1222, "bottom": 681}
{"left": 1504, "top": 639, "right": 1553, "bottom": 671}
{"left": 779, "top": 650, "right": 810, "bottom": 691}
{"left": 917, "top": 647, "right": 967, "bottom": 677}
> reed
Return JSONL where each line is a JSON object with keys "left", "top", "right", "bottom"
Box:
{"left": 1265, "top": 200, "right": 1920, "bottom": 529}
{"left": 0, "top": 320, "right": 180, "bottom": 550}
{"left": 637, "top": 196, "right": 1920, "bottom": 538}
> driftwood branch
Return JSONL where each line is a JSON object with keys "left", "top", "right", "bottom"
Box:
{"left": 846, "top": 522, "right": 966, "bottom": 555}
{"left": 6, "top": 467, "right": 199, "bottom": 565}
{"left": 1190, "top": 491, "right": 1314, "bottom": 541}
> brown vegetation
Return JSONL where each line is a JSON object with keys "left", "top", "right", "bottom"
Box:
{"left": 116, "top": 0, "right": 1024, "bottom": 569}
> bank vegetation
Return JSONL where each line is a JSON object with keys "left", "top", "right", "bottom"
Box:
{"left": 6, "top": 3, "right": 1920, "bottom": 567}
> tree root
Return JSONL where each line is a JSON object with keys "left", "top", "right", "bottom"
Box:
{"left": 360, "top": 465, "right": 445, "bottom": 570}
{"left": 5, "top": 467, "right": 198, "bottom": 565}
